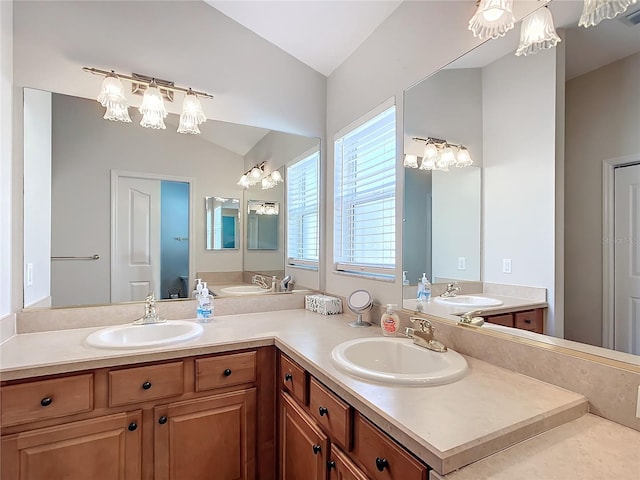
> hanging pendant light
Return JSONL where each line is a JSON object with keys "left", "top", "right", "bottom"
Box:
{"left": 579, "top": 0, "right": 638, "bottom": 28}
{"left": 468, "top": 0, "right": 515, "bottom": 39}
{"left": 96, "top": 71, "right": 131, "bottom": 123}
{"left": 516, "top": 7, "right": 561, "bottom": 57}
{"left": 178, "top": 89, "right": 207, "bottom": 134}
{"left": 403, "top": 154, "right": 419, "bottom": 168}
{"left": 139, "top": 79, "right": 167, "bottom": 129}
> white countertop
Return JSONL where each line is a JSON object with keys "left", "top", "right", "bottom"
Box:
{"left": 403, "top": 294, "right": 547, "bottom": 318}
{"left": 0, "top": 308, "right": 610, "bottom": 475}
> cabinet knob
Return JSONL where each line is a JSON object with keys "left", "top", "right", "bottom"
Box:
{"left": 327, "top": 460, "right": 336, "bottom": 470}
{"left": 40, "top": 396, "right": 53, "bottom": 407}
{"left": 284, "top": 373, "right": 293, "bottom": 382}
{"left": 312, "top": 444, "right": 322, "bottom": 455}
{"left": 223, "top": 368, "right": 232, "bottom": 377}
{"left": 375, "top": 457, "right": 389, "bottom": 472}
{"left": 142, "top": 381, "right": 152, "bottom": 390}
{"left": 158, "top": 416, "right": 168, "bottom": 425}
{"left": 524, "top": 319, "right": 532, "bottom": 324}
{"left": 318, "top": 406, "right": 328, "bottom": 417}
{"left": 128, "top": 422, "right": 138, "bottom": 432}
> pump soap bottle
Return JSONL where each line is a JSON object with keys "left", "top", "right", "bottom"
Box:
{"left": 380, "top": 304, "right": 400, "bottom": 337}
{"left": 196, "top": 282, "right": 214, "bottom": 322}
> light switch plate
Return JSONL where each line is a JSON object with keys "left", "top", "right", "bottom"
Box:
{"left": 502, "top": 258, "right": 512, "bottom": 274}
{"left": 458, "top": 257, "right": 466, "bottom": 270}
{"left": 25, "top": 263, "right": 33, "bottom": 287}
{"left": 636, "top": 386, "right": 640, "bottom": 419}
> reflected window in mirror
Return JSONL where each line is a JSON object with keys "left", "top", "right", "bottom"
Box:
{"left": 205, "top": 196, "right": 240, "bottom": 250}
{"left": 286, "top": 148, "right": 320, "bottom": 269}
{"left": 334, "top": 99, "right": 396, "bottom": 279}
{"left": 247, "top": 200, "right": 279, "bottom": 250}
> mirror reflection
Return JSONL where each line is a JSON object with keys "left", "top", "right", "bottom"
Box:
{"left": 247, "top": 200, "right": 280, "bottom": 250}
{"left": 402, "top": 1, "right": 640, "bottom": 357}
{"left": 23, "top": 90, "right": 320, "bottom": 308}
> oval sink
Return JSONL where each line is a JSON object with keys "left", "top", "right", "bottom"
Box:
{"left": 331, "top": 337, "right": 468, "bottom": 386}
{"left": 219, "top": 285, "right": 268, "bottom": 295}
{"left": 434, "top": 295, "right": 503, "bottom": 307}
{"left": 85, "top": 320, "right": 203, "bottom": 349}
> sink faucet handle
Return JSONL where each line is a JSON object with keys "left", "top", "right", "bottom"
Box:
{"left": 459, "top": 310, "right": 484, "bottom": 326}
{"left": 409, "top": 316, "right": 433, "bottom": 333}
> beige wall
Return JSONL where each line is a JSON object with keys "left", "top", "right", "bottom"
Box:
{"left": 564, "top": 52, "right": 640, "bottom": 346}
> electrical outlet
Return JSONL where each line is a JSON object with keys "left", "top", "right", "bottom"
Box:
{"left": 25, "top": 263, "right": 33, "bottom": 287}
{"left": 636, "top": 386, "right": 640, "bottom": 419}
{"left": 458, "top": 257, "right": 466, "bottom": 270}
{"left": 502, "top": 258, "right": 512, "bottom": 274}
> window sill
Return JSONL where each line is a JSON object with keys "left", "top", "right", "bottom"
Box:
{"left": 332, "top": 270, "right": 395, "bottom": 283}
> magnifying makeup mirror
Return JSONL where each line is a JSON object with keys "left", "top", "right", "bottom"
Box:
{"left": 347, "top": 289, "right": 373, "bottom": 328}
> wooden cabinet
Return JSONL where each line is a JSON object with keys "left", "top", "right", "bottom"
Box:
{"left": 1, "top": 410, "right": 142, "bottom": 480}
{"left": 154, "top": 389, "right": 256, "bottom": 480}
{"left": 484, "top": 308, "right": 545, "bottom": 334}
{"left": 279, "top": 355, "right": 308, "bottom": 406}
{"left": 329, "top": 445, "right": 368, "bottom": 480}
{"left": 279, "top": 392, "right": 328, "bottom": 480}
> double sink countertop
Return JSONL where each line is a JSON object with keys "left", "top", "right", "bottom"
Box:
{"left": 1, "top": 308, "right": 639, "bottom": 478}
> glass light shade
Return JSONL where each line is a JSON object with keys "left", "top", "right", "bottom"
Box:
{"left": 237, "top": 174, "right": 249, "bottom": 188}
{"left": 97, "top": 74, "right": 126, "bottom": 106}
{"left": 419, "top": 156, "right": 436, "bottom": 171}
{"left": 177, "top": 91, "right": 206, "bottom": 135}
{"left": 468, "top": 0, "right": 515, "bottom": 39}
{"left": 516, "top": 7, "right": 561, "bottom": 57}
{"left": 262, "top": 177, "right": 274, "bottom": 189}
{"left": 455, "top": 148, "right": 473, "bottom": 167}
{"left": 423, "top": 143, "right": 438, "bottom": 160}
{"left": 139, "top": 84, "right": 167, "bottom": 129}
{"left": 403, "top": 154, "right": 419, "bottom": 168}
{"left": 250, "top": 167, "right": 262, "bottom": 180}
{"left": 270, "top": 170, "right": 283, "bottom": 183}
{"left": 103, "top": 100, "right": 132, "bottom": 123}
{"left": 438, "top": 147, "right": 456, "bottom": 169}
{"left": 579, "top": 0, "right": 637, "bottom": 28}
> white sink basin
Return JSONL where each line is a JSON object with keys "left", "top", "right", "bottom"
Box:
{"left": 331, "top": 337, "right": 468, "bottom": 386}
{"left": 85, "top": 320, "right": 204, "bottom": 349}
{"left": 219, "top": 285, "right": 269, "bottom": 295}
{"left": 435, "top": 295, "right": 503, "bottom": 307}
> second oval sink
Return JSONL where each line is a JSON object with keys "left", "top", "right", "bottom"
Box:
{"left": 219, "top": 285, "right": 269, "bottom": 295}
{"left": 331, "top": 337, "right": 468, "bottom": 386}
{"left": 434, "top": 295, "right": 503, "bottom": 307}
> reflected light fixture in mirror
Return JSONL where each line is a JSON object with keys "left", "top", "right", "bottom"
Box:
{"left": 404, "top": 137, "right": 474, "bottom": 171}
{"left": 579, "top": 0, "right": 639, "bottom": 27}
{"left": 468, "top": 0, "right": 515, "bottom": 39}
{"left": 237, "top": 161, "right": 265, "bottom": 189}
{"left": 516, "top": 6, "right": 561, "bottom": 57}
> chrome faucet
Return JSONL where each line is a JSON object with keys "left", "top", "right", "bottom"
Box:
{"left": 458, "top": 310, "right": 485, "bottom": 327}
{"left": 441, "top": 282, "right": 461, "bottom": 297}
{"left": 251, "top": 274, "right": 269, "bottom": 289}
{"left": 133, "top": 293, "right": 166, "bottom": 325}
{"left": 279, "top": 275, "right": 292, "bottom": 292}
{"left": 404, "top": 317, "right": 447, "bottom": 352}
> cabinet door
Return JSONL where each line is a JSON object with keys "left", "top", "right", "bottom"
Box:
{"left": 329, "top": 445, "right": 369, "bottom": 480}
{"left": 279, "top": 392, "right": 328, "bottom": 480}
{"left": 154, "top": 388, "right": 256, "bottom": 480}
{"left": 1, "top": 411, "right": 141, "bottom": 480}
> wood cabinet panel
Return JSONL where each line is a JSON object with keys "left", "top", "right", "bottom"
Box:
{"left": 329, "top": 445, "right": 369, "bottom": 480}
{"left": 279, "top": 355, "right": 308, "bottom": 406}
{"left": 485, "top": 313, "right": 514, "bottom": 328}
{"left": 515, "top": 310, "right": 544, "bottom": 333}
{"left": 109, "top": 362, "right": 184, "bottom": 407}
{"left": 1, "top": 410, "right": 141, "bottom": 480}
{"left": 195, "top": 351, "right": 257, "bottom": 392}
{"left": 154, "top": 388, "right": 256, "bottom": 480}
{"left": 309, "top": 377, "right": 352, "bottom": 450}
{"left": 0, "top": 374, "right": 94, "bottom": 427}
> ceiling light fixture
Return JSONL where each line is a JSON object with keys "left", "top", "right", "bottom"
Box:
{"left": 405, "top": 137, "right": 474, "bottom": 171}
{"left": 516, "top": 6, "right": 561, "bottom": 57}
{"left": 579, "top": 0, "right": 638, "bottom": 28}
{"left": 84, "top": 67, "right": 213, "bottom": 134}
{"left": 468, "top": 0, "right": 515, "bottom": 39}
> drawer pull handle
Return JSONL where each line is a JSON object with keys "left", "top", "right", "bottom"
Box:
{"left": 128, "top": 422, "right": 138, "bottom": 432}
{"left": 327, "top": 460, "right": 336, "bottom": 470}
{"left": 223, "top": 368, "right": 232, "bottom": 377}
{"left": 158, "top": 416, "right": 168, "bottom": 425}
{"left": 524, "top": 319, "right": 532, "bottom": 324}
{"left": 284, "top": 373, "right": 293, "bottom": 382}
{"left": 318, "top": 406, "right": 328, "bottom": 417}
{"left": 40, "top": 396, "right": 53, "bottom": 407}
{"left": 312, "top": 444, "right": 322, "bottom": 455}
{"left": 375, "top": 457, "right": 389, "bottom": 472}
{"left": 142, "top": 381, "right": 152, "bottom": 390}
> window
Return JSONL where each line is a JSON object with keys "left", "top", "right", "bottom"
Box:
{"left": 287, "top": 149, "right": 320, "bottom": 268}
{"left": 334, "top": 101, "right": 396, "bottom": 277}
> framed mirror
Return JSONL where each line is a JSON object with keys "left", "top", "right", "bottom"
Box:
{"left": 205, "top": 196, "right": 240, "bottom": 250}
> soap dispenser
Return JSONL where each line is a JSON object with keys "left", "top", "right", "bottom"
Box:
{"left": 196, "top": 282, "right": 213, "bottom": 322}
{"left": 380, "top": 304, "right": 400, "bottom": 336}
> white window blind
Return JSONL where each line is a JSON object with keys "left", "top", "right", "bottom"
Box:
{"left": 287, "top": 150, "right": 319, "bottom": 267}
{"left": 334, "top": 103, "right": 396, "bottom": 276}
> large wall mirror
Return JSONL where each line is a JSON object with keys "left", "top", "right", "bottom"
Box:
{"left": 402, "top": 1, "right": 640, "bottom": 359}
{"left": 22, "top": 89, "right": 320, "bottom": 308}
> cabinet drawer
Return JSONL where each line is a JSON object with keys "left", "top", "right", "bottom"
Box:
{"left": 486, "top": 313, "right": 514, "bottom": 328}
{"left": 309, "top": 378, "right": 352, "bottom": 449}
{"left": 1, "top": 374, "right": 93, "bottom": 426}
{"left": 329, "top": 445, "right": 368, "bottom": 480}
{"left": 195, "top": 351, "right": 257, "bottom": 392}
{"left": 353, "top": 413, "right": 427, "bottom": 480}
{"left": 515, "top": 310, "right": 543, "bottom": 333}
{"left": 280, "top": 355, "right": 308, "bottom": 405}
{"left": 109, "top": 362, "right": 184, "bottom": 407}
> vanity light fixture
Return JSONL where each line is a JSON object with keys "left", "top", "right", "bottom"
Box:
{"left": 406, "top": 137, "right": 474, "bottom": 171}
{"left": 262, "top": 170, "right": 283, "bottom": 189}
{"left": 237, "top": 162, "right": 266, "bottom": 189}
{"left": 253, "top": 201, "right": 279, "bottom": 215}
{"left": 516, "top": 6, "right": 561, "bottom": 56}
{"left": 468, "top": 0, "right": 515, "bottom": 39}
{"left": 579, "top": 0, "right": 638, "bottom": 28}
{"left": 403, "top": 154, "right": 419, "bottom": 168}
{"left": 83, "top": 67, "right": 213, "bottom": 134}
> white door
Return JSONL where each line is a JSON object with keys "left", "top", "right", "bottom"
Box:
{"left": 614, "top": 163, "right": 640, "bottom": 354}
{"left": 112, "top": 176, "right": 161, "bottom": 303}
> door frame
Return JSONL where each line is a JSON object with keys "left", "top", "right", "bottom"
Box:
{"left": 111, "top": 170, "right": 195, "bottom": 302}
{"left": 602, "top": 155, "right": 640, "bottom": 349}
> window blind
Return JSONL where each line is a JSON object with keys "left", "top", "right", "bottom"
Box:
{"left": 287, "top": 150, "right": 320, "bottom": 267}
{"left": 334, "top": 104, "right": 396, "bottom": 276}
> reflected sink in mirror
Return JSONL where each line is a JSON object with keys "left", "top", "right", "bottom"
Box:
{"left": 85, "top": 320, "right": 204, "bottom": 349}
{"left": 219, "top": 285, "right": 269, "bottom": 295}
{"left": 331, "top": 337, "right": 468, "bottom": 386}
{"left": 434, "top": 295, "right": 503, "bottom": 307}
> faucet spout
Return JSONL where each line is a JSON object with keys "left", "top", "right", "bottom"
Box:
{"left": 405, "top": 317, "right": 447, "bottom": 352}
{"left": 133, "top": 292, "right": 166, "bottom": 325}
{"left": 458, "top": 310, "right": 484, "bottom": 327}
